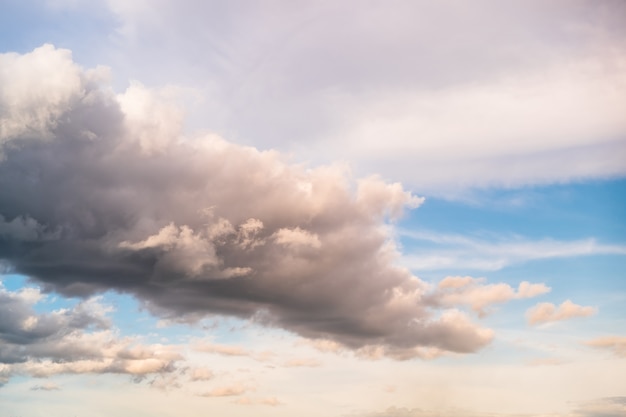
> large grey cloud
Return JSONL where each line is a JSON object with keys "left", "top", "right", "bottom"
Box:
{"left": 0, "top": 45, "right": 495, "bottom": 358}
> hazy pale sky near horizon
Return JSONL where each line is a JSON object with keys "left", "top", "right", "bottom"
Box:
{"left": 0, "top": 1, "right": 625, "bottom": 416}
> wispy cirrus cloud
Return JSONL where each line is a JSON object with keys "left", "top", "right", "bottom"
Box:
{"left": 401, "top": 230, "right": 626, "bottom": 271}
{"left": 585, "top": 336, "right": 626, "bottom": 358}
{"left": 95, "top": 0, "right": 626, "bottom": 190}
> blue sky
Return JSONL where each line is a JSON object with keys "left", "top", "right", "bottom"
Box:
{"left": 1, "top": 1, "right": 625, "bottom": 416}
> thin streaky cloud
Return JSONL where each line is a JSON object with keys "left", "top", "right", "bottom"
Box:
{"left": 401, "top": 230, "right": 626, "bottom": 271}
{"left": 585, "top": 336, "right": 626, "bottom": 358}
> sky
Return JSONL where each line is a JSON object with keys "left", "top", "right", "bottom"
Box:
{"left": 0, "top": 1, "right": 625, "bottom": 416}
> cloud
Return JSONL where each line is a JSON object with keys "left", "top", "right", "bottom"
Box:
{"left": 526, "top": 357, "right": 567, "bottom": 367}
{"left": 0, "top": 283, "right": 109, "bottom": 352}
{"left": 323, "top": 55, "right": 626, "bottom": 190}
{"left": 569, "top": 397, "right": 626, "bottom": 417}
{"left": 149, "top": 373, "right": 182, "bottom": 391}
{"left": 430, "top": 276, "right": 550, "bottom": 316}
{"left": 99, "top": 0, "right": 626, "bottom": 190}
{"left": 585, "top": 336, "right": 626, "bottom": 358}
{"left": 348, "top": 406, "right": 440, "bottom": 417}
{"left": 30, "top": 382, "right": 61, "bottom": 391}
{"left": 199, "top": 383, "right": 248, "bottom": 398}
{"left": 0, "top": 45, "right": 493, "bottom": 358}
{"left": 526, "top": 300, "right": 596, "bottom": 325}
{"left": 273, "top": 227, "right": 321, "bottom": 250}
{"left": 188, "top": 367, "right": 215, "bottom": 382}
{"left": 192, "top": 342, "right": 249, "bottom": 357}
{"left": 0, "top": 44, "right": 96, "bottom": 146}
{"left": 302, "top": 338, "right": 344, "bottom": 354}
{"left": 0, "top": 283, "right": 183, "bottom": 384}
{"left": 282, "top": 358, "right": 322, "bottom": 368}
{"left": 401, "top": 231, "right": 626, "bottom": 271}
{"left": 350, "top": 397, "right": 626, "bottom": 417}
{"left": 235, "top": 396, "right": 282, "bottom": 406}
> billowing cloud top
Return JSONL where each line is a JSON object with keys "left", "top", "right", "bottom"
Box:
{"left": 0, "top": 45, "right": 500, "bottom": 358}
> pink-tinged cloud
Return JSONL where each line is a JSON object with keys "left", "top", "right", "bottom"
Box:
{"left": 235, "top": 396, "right": 282, "bottom": 406}
{"left": 189, "top": 367, "right": 214, "bottom": 381}
{"left": 526, "top": 300, "right": 596, "bottom": 325}
{"left": 585, "top": 336, "right": 626, "bottom": 357}
{"left": 433, "top": 276, "right": 550, "bottom": 316}
{"left": 192, "top": 342, "right": 249, "bottom": 357}
{"left": 199, "top": 384, "right": 248, "bottom": 397}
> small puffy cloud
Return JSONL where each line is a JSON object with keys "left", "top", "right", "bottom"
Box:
{"left": 192, "top": 342, "right": 249, "bottom": 357}
{"left": 438, "top": 276, "right": 475, "bottom": 289}
{"left": 30, "top": 382, "right": 61, "bottom": 391}
{"left": 585, "top": 336, "right": 626, "bottom": 357}
{"left": 526, "top": 300, "right": 596, "bottom": 325}
{"left": 282, "top": 358, "right": 322, "bottom": 368}
{"left": 199, "top": 383, "right": 248, "bottom": 397}
{"left": 189, "top": 367, "right": 214, "bottom": 381}
{"left": 517, "top": 281, "right": 551, "bottom": 298}
{"left": 235, "top": 396, "right": 282, "bottom": 406}
{"left": 432, "top": 277, "right": 550, "bottom": 316}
